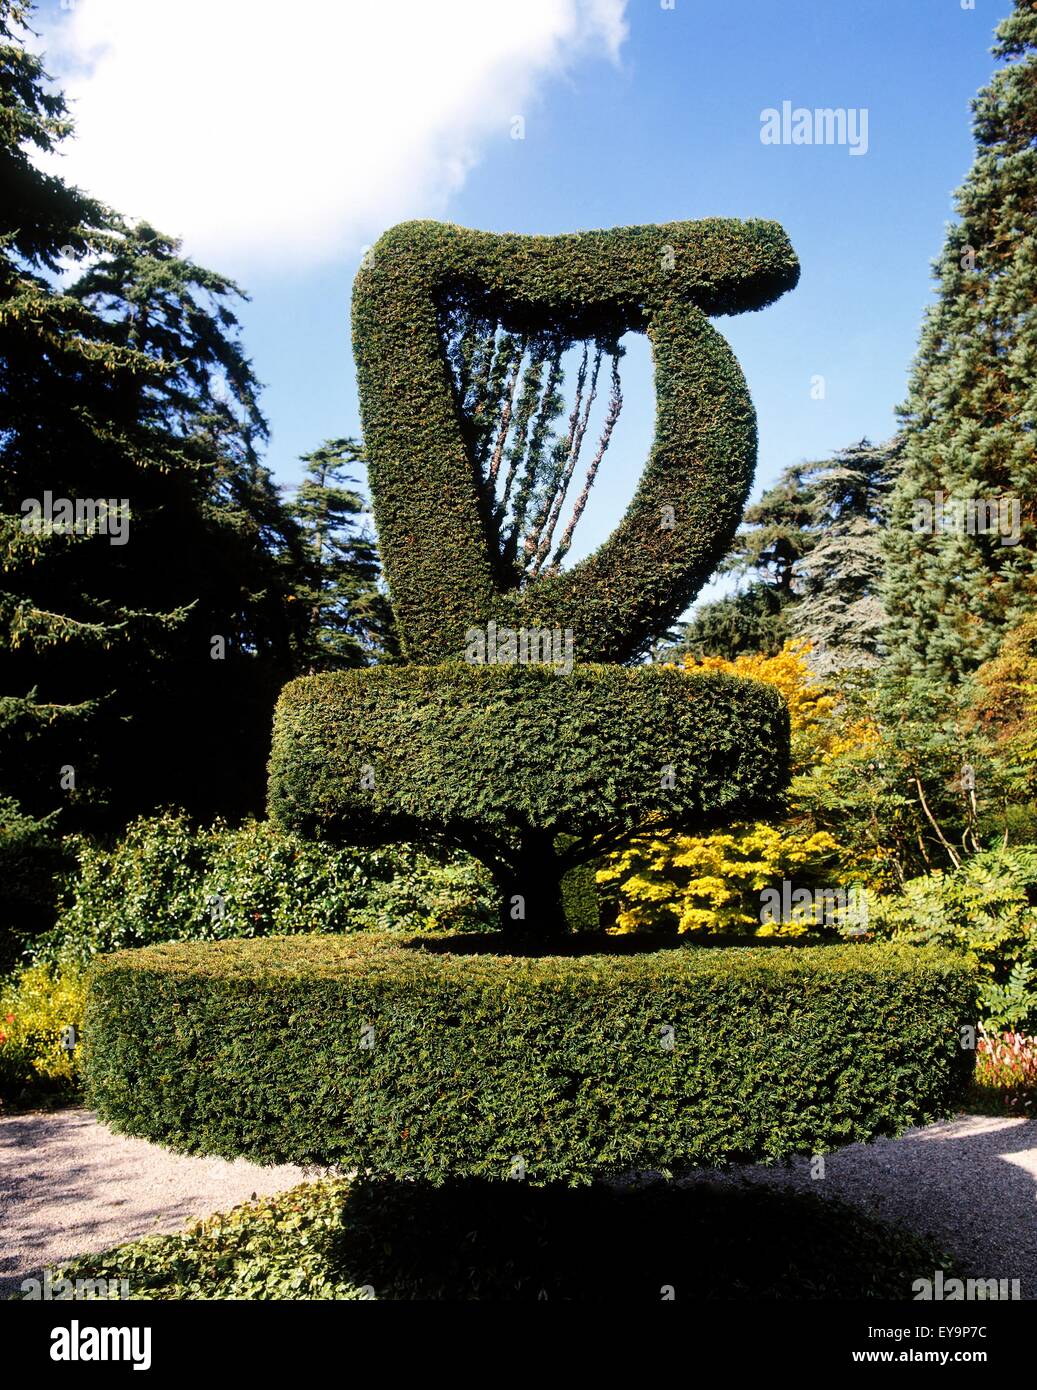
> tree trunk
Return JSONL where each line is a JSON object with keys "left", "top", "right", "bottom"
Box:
{"left": 492, "top": 831, "right": 598, "bottom": 935}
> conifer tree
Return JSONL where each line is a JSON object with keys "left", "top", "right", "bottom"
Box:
{"left": 0, "top": 2, "right": 309, "bottom": 852}
{"left": 290, "top": 438, "right": 397, "bottom": 670}
{"left": 679, "top": 439, "right": 897, "bottom": 669}
{"left": 792, "top": 438, "right": 899, "bottom": 671}
{"left": 1, "top": 0, "right": 158, "bottom": 836}
{"left": 676, "top": 583, "right": 788, "bottom": 661}
{"left": 883, "top": 0, "right": 1037, "bottom": 682}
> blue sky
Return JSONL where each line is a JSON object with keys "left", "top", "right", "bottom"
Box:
{"left": 35, "top": 0, "right": 1012, "bottom": 597}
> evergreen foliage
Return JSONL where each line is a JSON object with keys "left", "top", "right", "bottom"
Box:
{"left": 680, "top": 439, "right": 898, "bottom": 669}
{"left": 0, "top": 6, "right": 310, "bottom": 847}
{"left": 790, "top": 439, "right": 899, "bottom": 671}
{"left": 82, "top": 933, "right": 977, "bottom": 1178}
{"left": 352, "top": 218, "right": 800, "bottom": 664}
{"left": 289, "top": 438, "right": 397, "bottom": 670}
{"left": 270, "top": 663, "right": 790, "bottom": 931}
{"left": 883, "top": 0, "right": 1037, "bottom": 681}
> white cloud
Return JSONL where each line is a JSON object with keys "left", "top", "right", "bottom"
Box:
{"left": 34, "top": 0, "right": 628, "bottom": 271}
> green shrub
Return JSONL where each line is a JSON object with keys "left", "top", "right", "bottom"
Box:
{"left": 0, "top": 962, "right": 85, "bottom": 1108}
{"left": 83, "top": 933, "right": 977, "bottom": 1182}
{"left": 41, "top": 812, "right": 495, "bottom": 966}
{"left": 353, "top": 218, "right": 799, "bottom": 665}
{"left": 270, "top": 664, "right": 788, "bottom": 843}
{"left": 865, "top": 845, "right": 1037, "bottom": 1030}
{"left": 0, "top": 794, "right": 69, "bottom": 968}
{"left": 33, "top": 1181, "right": 368, "bottom": 1301}
{"left": 269, "top": 663, "right": 789, "bottom": 931}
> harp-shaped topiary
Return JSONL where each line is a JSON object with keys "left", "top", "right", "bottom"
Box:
{"left": 87, "top": 218, "right": 978, "bottom": 1181}
{"left": 270, "top": 218, "right": 800, "bottom": 932}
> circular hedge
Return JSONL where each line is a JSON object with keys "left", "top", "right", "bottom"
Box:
{"left": 83, "top": 933, "right": 977, "bottom": 1183}
{"left": 268, "top": 662, "right": 790, "bottom": 844}
{"left": 352, "top": 218, "right": 800, "bottom": 665}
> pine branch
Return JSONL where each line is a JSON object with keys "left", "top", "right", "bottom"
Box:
{"left": 528, "top": 342, "right": 603, "bottom": 577}
{"left": 550, "top": 349, "right": 622, "bottom": 570}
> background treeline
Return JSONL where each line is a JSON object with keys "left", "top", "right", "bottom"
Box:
{"left": 0, "top": 1, "right": 396, "bottom": 954}
{"left": 624, "top": 0, "right": 1037, "bottom": 1043}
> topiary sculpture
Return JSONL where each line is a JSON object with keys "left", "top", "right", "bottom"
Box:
{"left": 269, "top": 218, "right": 800, "bottom": 932}
{"left": 84, "top": 219, "right": 977, "bottom": 1185}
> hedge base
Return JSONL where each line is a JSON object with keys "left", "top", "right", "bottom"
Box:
{"left": 83, "top": 934, "right": 977, "bottom": 1183}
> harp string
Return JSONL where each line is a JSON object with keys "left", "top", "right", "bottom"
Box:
{"left": 439, "top": 297, "right": 625, "bottom": 587}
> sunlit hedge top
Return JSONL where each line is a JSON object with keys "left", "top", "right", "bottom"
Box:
{"left": 352, "top": 219, "right": 800, "bottom": 665}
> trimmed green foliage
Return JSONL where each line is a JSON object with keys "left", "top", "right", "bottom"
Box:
{"left": 269, "top": 663, "right": 789, "bottom": 930}
{"left": 83, "top": 933, "right": 977, "bottom": 1181}
{"left": 352, "top": 219, "right": 799, "bottom": 665}
{"left": 308, "top": 217, "right": 800, "bottom": 933}
{"left": 36, "top": 1174, "right": 959, "bottom": 1301}
{"left": 269, "top": 663, "right": 789, "bottom": 847}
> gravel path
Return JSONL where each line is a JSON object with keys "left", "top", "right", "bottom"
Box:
{"left": 673, "top": 1112, "right": 1037, "bottom": 1298}
{"left": 2, "top": 1108, "right": 1035, "bottom": 1298}
{"left": 0, "top": 1108, "right": 312, "bottom": 1298}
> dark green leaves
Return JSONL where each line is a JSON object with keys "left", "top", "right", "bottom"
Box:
{"left": 82, "top": 934, "right": 977, "bottom": 1181}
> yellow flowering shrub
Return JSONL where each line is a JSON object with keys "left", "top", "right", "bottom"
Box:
{"left": 687, "top": 641, "right": 838, "bottom": 772}
{"left": 600, "top": 821, "right": 843, "bottom": 935}
{"left": 599, "top": 641, "right": 863, "bottom": 935}
{"left": 0, "top": 963, "right": 86, "bottom": 1106}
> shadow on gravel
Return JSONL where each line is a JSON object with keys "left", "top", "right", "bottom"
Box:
{"left": 3, "top": 1114, "right": 1035, "bottom": 1301}
{"left": 332, "top": 1116, "right": 1037, "bottom": 1298}
{"left": 667, "top": 1115, "right": 1037, "bottom": 1299}
{"left": 328, "top": 1177, "right": 952, "bottom": 1301}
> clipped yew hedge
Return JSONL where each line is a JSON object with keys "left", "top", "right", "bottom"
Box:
{"left": 268, "top": 663, "right": 790, "bottom": 844}
{"left": 82, "top": 934, "right": 977, "bottom": 1183}
{"left": 352, "top": 218, "right": 800, "bottom": 664}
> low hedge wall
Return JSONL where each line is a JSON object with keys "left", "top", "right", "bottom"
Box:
{"left": 82, "top": 934, "right": 977, "bottom": 1183}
